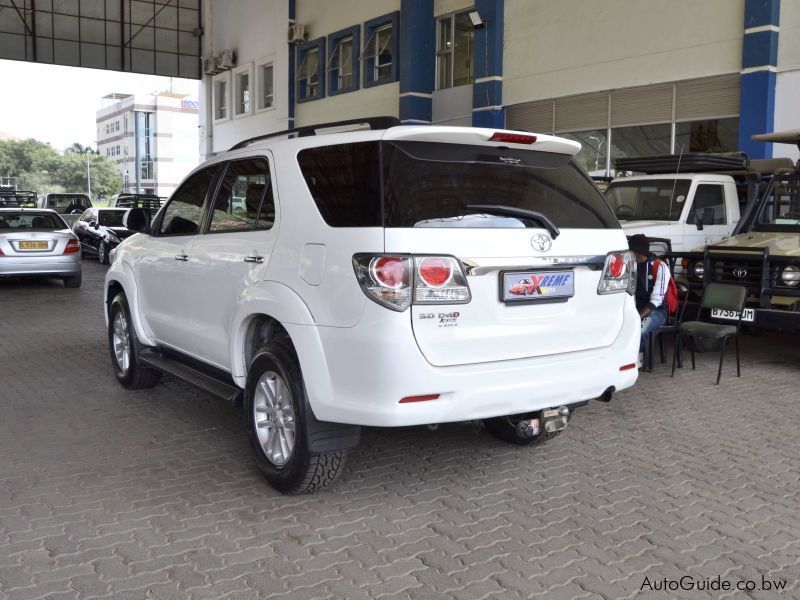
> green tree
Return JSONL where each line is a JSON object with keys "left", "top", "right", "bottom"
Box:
{"left": 0, "top": 138, "right": 121, "bottom": 199}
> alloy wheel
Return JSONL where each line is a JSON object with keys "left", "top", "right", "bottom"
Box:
{"left": 253, "top": 371, "right": 296, "bottom": 466}
{"left": 112, "top": 311, "right": 130, "bottom": 372}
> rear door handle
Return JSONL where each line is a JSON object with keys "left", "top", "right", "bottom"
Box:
{"left": 174, "top": 254, "right": 189, "bottom": 262}
{"left": 244, "top": 255, "right": 264, "bottom": 264}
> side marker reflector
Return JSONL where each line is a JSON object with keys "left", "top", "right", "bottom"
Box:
{"left": 399, "top": 394, "right": 440, "bottom": 404}
{"left": 619, "top": 363, "right": 637, "bottom": 371}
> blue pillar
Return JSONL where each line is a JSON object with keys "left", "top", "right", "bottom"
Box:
{"left": 738, "top": 0, "right": 780, "bottom": 158}
{"left": 399, "top": 0, "right": 435, "bottom": 124}
{"left": 472, "top": 0, "right": 504, "bottom": 128}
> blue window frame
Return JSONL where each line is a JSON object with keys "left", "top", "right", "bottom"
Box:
{"left": 363, "top": 12, "right": 399, "bottom": 88}
{"left": 327, "top": 26, "right": 360, "bottom": 95}
{"left": 295, "top": 37, "right": 325, "bottom": 102}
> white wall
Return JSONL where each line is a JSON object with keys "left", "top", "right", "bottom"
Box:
{"left": 779, "top": 0, "right": 800, "bottom": 71}
{"left": 774, "top": 70, "right": 800, "bottom": 163}
{"left": 295, "top": 82, "right": 400, "bottom": 126}
{"left": 201, "top": 0, "right": 290, "bottom": 156}
{"left": 504, "top": 0, "right": 744, "bottom": 106}
{"left": 295, "top": 0, "right": 399, "bottom": 39}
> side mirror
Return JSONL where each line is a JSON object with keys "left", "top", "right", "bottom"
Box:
{"left": 88, "top": 220, "right": 98, "bottom": 229}
{"left": 695, "top": 211, "right": 704, "bottom": 231}
{"left": 124, "top": 207, "right": 151, "bottom": 234}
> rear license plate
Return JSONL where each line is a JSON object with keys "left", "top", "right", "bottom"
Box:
{"left": 501, "top": 270, "right": 574, "bottom": 303}
{"left": 19, "top": 241, "right": 48, "bottom": 250}
{"left": 711, "top": 308, "right": 755, "bottom": 322}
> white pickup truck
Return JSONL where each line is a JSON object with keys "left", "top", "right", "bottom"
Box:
{"left": 604, "top": 173, "right": 741, "bottom": 252}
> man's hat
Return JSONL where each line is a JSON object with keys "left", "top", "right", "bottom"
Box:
{"left": 628, "top": 234, "right": 650, "bottom": 255}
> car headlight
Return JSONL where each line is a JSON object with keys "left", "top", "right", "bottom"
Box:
{"left": 107, "top": 232, "right": 121, "bottom": 244}
{"left": 781, "top": 265, "right": 800, "bottom": 287}
{"left": 692, "top": 262, "right": 704, "bottom": 279}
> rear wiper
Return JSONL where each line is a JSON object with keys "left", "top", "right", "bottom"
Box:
{"left": 465, "top": 204, "right": 560, "bottom": 239}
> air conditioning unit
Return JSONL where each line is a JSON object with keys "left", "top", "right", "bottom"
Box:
{"left": 203, "top": 56, "right": 220, "bottom": 75}
{"left": 218, "top": 49, "right": 237, "bottom": 70}
{"left": 287, "top": 23, "right": 306, "bottom": 44}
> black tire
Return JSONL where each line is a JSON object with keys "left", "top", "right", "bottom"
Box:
{"left": 98, "top": 241, "right": 110, "bottom": 265}
{"left": 63, "top": 274, "right": 82, "bottom": 288}
{"left": 108, "top": 293, "right": 161, "bottom": 390}
{"left": 483, "top": 411, "right": 572, "bottom": 446}
{"left": 245, "top": 340, "right": 348, "bottom": 494}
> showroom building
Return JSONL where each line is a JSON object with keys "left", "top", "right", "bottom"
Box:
{"left": 199, "top": 0, "right": 799, "bottom": 172}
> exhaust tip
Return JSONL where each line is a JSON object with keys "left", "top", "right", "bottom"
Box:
{"left": 597, "top": 386, "right": 615, "bottom": 403}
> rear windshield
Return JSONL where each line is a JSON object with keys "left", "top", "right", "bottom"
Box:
{"left": 0, "top": 212, "right": 67, "bottom": 230}
{"left": 98, "top": 210, "right": 126, "bottom": 227}
{"left": 298, "top": 141, "right": 616, "bottom": 229}
{"left": 47, "top": 194, "right": 91, "bottom": 212}
{"left": 605, "top": 179, "right": 691, "bottom": 222}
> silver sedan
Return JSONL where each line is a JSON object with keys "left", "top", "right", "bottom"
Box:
{"left": 0, "top": 209, "right": 83, "bottom": 288}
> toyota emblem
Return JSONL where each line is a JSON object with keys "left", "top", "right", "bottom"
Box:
{"left": 732, "top": 267, "right": 748, "bottom": 279}
{"left": 531, "top": 233, "right": 552, "bottom": 252}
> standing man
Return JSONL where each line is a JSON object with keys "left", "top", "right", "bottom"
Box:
{"left": 628, "top": 234, "right": 671, "bottom": 364}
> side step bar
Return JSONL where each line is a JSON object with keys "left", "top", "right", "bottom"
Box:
{"left": 138, "top": 349, "right": 241, "bottom": 403}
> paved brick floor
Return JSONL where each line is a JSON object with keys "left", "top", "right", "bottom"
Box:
{"left": 1, "top": 261, "right": 799, "bottom": 599}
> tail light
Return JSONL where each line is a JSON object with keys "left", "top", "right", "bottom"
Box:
{"left": 63, "top": 238, "right": 80, "bottom": 254}
{"left": 353, "top": 254, "right": 471, "bottom": 311}
{"left": 597, "top": 251, "right": 635, "bottom": 295}
{"left": 0, "top": 247, "right": 4, "bottom": 256}
{"left": 414, "top": 256, "right": 470, "bottom": 304}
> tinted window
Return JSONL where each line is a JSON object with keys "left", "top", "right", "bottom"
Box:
{"left": 0, "top": 212, "right": 66, "bottom": 230}
{"left": 606, "top": 180, "right": 691, "bottom": 222}
{"left": 98, "top": 210, "right": 126, "bottom": 227}
{"left": 298, "top": 142, "right": 381, "bottom": 227}
{"left": 209, "top": 159, "right": 275, "bottom": 232}
{"left": 687, "top": 184, "right": 726, "bottom": 225}
{"left": 382, "top": 142, "right": 617, "bottom": 229}
{"left": 159, "top": 166, "right": 219, "bottom": 235}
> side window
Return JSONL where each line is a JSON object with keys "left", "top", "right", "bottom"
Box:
{"left": 79, "top": 210, "right": 92, "bottom": 222}
{"left": 159, "top": 166, "right": 219, "bottom": 235}
{"left": 209, "top": 159, "right": 275, "bottom": 232}
{"left": 688, "top": 184, "right": 726, "bottom": 225}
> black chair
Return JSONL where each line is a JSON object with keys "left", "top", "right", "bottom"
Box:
{"left": 646, "top": 282, "right": 689, "bottom": 372}
{"left": 671, "top": 283, "right": 747, "bottom": 384}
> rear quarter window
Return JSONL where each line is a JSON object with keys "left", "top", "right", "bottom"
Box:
{"left": 297, "top": 142, "right": 381, "bottom": 227}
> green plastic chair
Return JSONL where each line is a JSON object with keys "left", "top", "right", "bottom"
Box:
{"left": 671, "top": 283, "right": 747, "bottom": 384}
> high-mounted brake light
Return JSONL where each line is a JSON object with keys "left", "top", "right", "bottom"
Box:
{"left": 63, "top": 239, "right": 80, "bottom": 254}
{"left": 489, "top": 132, "right": 537, "bottom": 144}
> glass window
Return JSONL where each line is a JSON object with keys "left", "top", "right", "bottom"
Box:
{"left": 436, "top": 11, "right": 474, "bottom": 89}
{"left": 560, "top": 130, "right": 608, "bottom": 176}
{"left": 46, "top": 194, "right": 91, "bottom": 213}
{"left": 296, "top": 46, "right": 321, "bottom": 100}
{"left": 364, "top": 23, "right": 393, "bottom": 84}
{"left": 259, "top": 63, "right": 274, "bottom": 109}
{"left": 675, "top": 118, "right": 738, "bottom": 153}
{"left": 611, "top": 124, "right": 671, "bottom": 163}
{"left": 0, "top": 212, "right": 66, "bottom": 231}
{"left": 757, "top": 176, "right": 800, "bottom": 229}
{"left": 687, "top": 184, "right": 726, "bottom": 225}
{"left": 159, "top": 166, "right": 219, "bottom": 236}
{"left": 214, "top": 80, "right": 228, "bottom": 119}
{"left": 605, "top": 179, "right": 691, "bottom": 222}
{"left": 236, "top": 71, "right": 250, "bottom": 115}
{"left": 209, "top": 159, "right": 275, "bottom": 232}
{"left": 382, "top": 142, "right": 616, "bottom": 229}
{"left": 328, "top": 35, "right": 354, "bottom": 93}
{"left": 298, "top": 142, "right": 382, "bottom": 227}
{"left": 98, "top": 210, "right": 126, "bottom": 227}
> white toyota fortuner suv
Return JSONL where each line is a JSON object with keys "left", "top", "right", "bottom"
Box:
{"left": 105, "top": 117, "right": 640, "bottom": 494}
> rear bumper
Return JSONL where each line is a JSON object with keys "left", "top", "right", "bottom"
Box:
{"left": 288, "top": 295, "right": 640, "bottom": 427}
{"left": 0, "top": 255, "right": 81, "bottom": 277}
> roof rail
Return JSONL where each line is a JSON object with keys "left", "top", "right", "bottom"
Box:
{"left": 229, "top": 116, "right": 401, "bottom": 151}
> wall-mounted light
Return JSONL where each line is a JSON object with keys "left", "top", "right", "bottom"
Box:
{"left": 468, "top": 10, "right": 485, "bottom": 29}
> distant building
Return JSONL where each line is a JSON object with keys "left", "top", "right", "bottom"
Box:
{"left": 96, "top": 92, "right": 199, "bottom": 197}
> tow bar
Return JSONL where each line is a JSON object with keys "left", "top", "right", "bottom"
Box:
{"left": 515, "top": 406, "right": 570, "bottom": 438}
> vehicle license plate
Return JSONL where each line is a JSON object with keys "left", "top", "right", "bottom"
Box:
{"left": 19, "top": 241, "right": 48, "bottom": 250}
{"left": 501, "top": 270, "right": 574, "bottom": 303}
{"left": 711, "top": 308, "right": 755, "bottom": 322}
